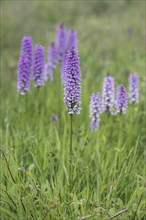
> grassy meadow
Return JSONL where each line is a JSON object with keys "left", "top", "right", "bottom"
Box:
{"left": 0, "top": 1, "right": 145, "bottom": 219}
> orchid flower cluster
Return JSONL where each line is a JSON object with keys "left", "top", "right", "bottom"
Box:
{"left": 89, "top": 73, "right": 139, "bottom": 131}
{"left": 17, "top": 24, "right": 78, "bottom": 95}
{"left": 45, "top": 24, "right": 78, "bottom": 82}
{"left": 17, "top": 36, "right": 45, "bottom": 95}
{"left": 17, "top": 24, "right": 139, "bottom": 132}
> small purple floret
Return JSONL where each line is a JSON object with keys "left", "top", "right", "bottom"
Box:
{"left": 33, "top": 44, "right": 45, "bottom": 87}
{"left": 64, "top": 47, "right": 81, "bottom": 114}
{"left": 89, "top": 92, "right": 101, "bottom": 131}
{"left": 17, "top": 35, "right": 32, "bottom": 95}
{"left": 116, "top": 85, "right": 128, "bottom": 114}
{"left": 129, "top": 73, "right": 139, "bottom": 103}
{"left": 102, "top": 75, "right": 115, "bottom": 113}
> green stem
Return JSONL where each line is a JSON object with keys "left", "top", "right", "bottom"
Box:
{"left": 37, "top": 87, "right": 40, "bottom": 136}
{"left": 132, "top": 193, "right": 144, "bottom": 220}
{"left": 4, "top": 190, "right": 17, "bottom": 212}
{"left": 69, "top": 114, "right": 73, "bottom": 188}
{"left": 118, "top": 114, "right": 122, "bottom": 145}
{"left": 70, "top": 114, "right": 73, "bottom": 157}
{"left": 37, "top": 86, "right": 40, "bottom": 114}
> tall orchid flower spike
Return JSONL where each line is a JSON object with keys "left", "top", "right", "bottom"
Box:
{"left": 102, "top": 75, "right": 115, "bottom": 114}
{"left": 56, "top": 24, "right": 67, "bottom": 61}
{"left": 64, "top": 47, "right": 81, "bottom": 114}
{"left": 115, "top": 85, "right": 128, "bottom": 114}
{"left": 129, "top": 73, "right": 139, "bottom": 104}
{"left": 17, "top": 35, "right": 32, "bottom": 95}
{"left": 33, "top": 44, "right": 45, "bottom": 87}
{"left": 89, "top": 92, "right": 101, "bottom": 131}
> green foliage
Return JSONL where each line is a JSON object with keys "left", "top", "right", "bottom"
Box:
{"left": 1, "top": 1, "right": 145, "bottom": 219}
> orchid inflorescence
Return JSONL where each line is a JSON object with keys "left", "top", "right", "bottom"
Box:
{"left": 17, "top": 24, "right": 78, "bottom": 92}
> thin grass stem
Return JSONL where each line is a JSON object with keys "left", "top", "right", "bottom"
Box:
{"left": 69, "top": 114, "right": 73, "bottom": 188}
{"left": 70, "top": 114, "right": 73, "bottom": 156}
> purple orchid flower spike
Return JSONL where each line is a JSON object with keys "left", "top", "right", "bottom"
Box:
{"left": 115, "top": 85, "right": 128, "bottom": 114}
{"left": 44, "top": 63, "right": 53, "bottom": 81}
{"left": 64, "top": 47, "right": 81, "bottom": 114}
{"left": 60, "top": 53, "right": 66, "bottom": 84}
{"left": 33, "top": 44, "right": 45, "bottom": 87}
{"left": 129, "top": 73, "right": 139, "bottom": 104}
{"left": 48, "top": 42, "right": 57, "bottom": 68}
{"left": 56, "top": 24, "right": 67, "bottom": 61}
{"left": 17, "top": 35, "right": 32, "bottom": 95}
{"left": 67, "top": 28, "right": 78, "bottom": 51}
{"left": 102, "top": 75, "right": 115, "bottom": 113}
{"left": 89, "top": 92, "right": 101, "bottom": 131}
{"left": 45, "top": 43, "right": 57, "bottom": 81}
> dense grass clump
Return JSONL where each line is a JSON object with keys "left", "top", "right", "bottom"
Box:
{"left": 0, "top": 1, "right": 145, "bottom": 219}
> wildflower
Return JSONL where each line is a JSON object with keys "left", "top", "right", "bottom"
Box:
{"left": 45, "top": 43, "right": 57, "bottom": 81}
{"left": 33, "top": 44, "right": 45, "bottom": 87}
{"left": 17, "top": 35, "right": 32, "bottom": 95}
{"left": 60, "top": 53, "right": 66, "bottom": 83}
{"left": 60, "top": 28, "right": 78, "bottom": 83}
{"left": 64, "top": 47, "right": 81, "bottom": 114}
{"left": 48, "top": 42, "right": 57, "bottom": 68}
{"left": 51, "top": 114, "right": 58, "bottom": 122}
{"left": 102, "top": 75, "right": 115, "bottom": 113}
{"left": 56, "top": 24, "right": 67, "bottom": 61}
{"left": 89, "top": 92, "right": 101, "bottom": 130}
{"left": 43, "top": 63, "right": 52, "bottom": 81}
{"left": 67, "top": 28, "right": 78, "bottom": 51}
{"left": 129, "top": 73, "right": 139, "bottom": 103}
{"left": 116, "top": 85, "right": 128, "bottom": 114}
